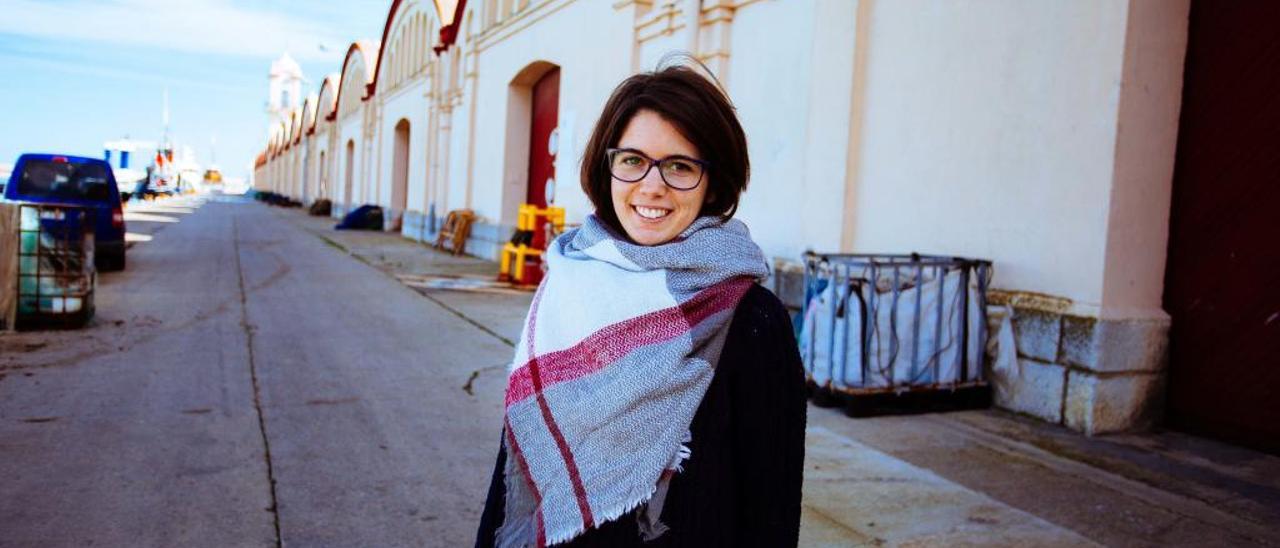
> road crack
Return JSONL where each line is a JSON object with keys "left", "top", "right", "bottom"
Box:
{"left": 462, "top": 364, "right": 507, "bottom": 396}
{"left": 234, "top": 216, "right": 283, "bottom": 547}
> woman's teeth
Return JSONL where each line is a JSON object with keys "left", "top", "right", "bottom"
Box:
{"left": 634, "top": 206, "right": 671, "bottom": 220}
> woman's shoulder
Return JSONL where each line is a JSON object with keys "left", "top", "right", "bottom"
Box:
{"left": 724, "top": 284, "right": 801, "bottom": 361}
{"left": 731, "top": 283, "right": 793, "bottom": 332}
{"left": 722, "top": 282, "right": 807, "bottom": 402}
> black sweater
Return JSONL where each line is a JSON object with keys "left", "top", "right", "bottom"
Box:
{"left": 475, "top": 284, "right": 808, "bottom": 547}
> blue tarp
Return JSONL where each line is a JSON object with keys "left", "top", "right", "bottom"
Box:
{"left": 334, "top": 204, "right": 383, "bottom": 231}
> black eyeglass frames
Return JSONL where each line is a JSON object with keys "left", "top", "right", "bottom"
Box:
{"left": 606, "top": 148, "right": 709, "bottom": 191}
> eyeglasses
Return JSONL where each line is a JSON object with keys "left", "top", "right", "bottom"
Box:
{"left": 606, "top": 148, "right": 709, "bottom": 191}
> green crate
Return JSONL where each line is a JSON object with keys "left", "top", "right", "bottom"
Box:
{"left": 14, "top": 203, "right": 96, "bottom": 328}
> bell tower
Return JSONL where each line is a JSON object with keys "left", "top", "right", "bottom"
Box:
{"left": 268, "top": 52, "right": 304, "bottom": 122}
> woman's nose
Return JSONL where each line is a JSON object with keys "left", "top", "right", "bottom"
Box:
{"left": 638, "top": 166, "right": 667, "bottom": 194}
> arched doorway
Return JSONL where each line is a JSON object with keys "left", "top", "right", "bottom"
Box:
{"left": 301, "top": 145, "right": 311, "bottom": 203}
{"left": 344, "top": 139, "right": 355, "bottom": 212}
{"left": 502, "top": 61, "right": 560, "bottom": 226}
{"left": 318, "top": 150, "right": 327, "bottom": 199}
{"left": 501, "top": 61, "right": 561, "bottom": 281}
{"left": 391, "top": 118, "right": 411, "bottom": 231}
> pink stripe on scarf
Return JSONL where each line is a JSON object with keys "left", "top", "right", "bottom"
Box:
{"left": 529, "top": 357, "right": 596, "bottom": 532}
{"left": 504, "top": 277, "right": 753, "bottom": 407}
{"left": 522, "top": 283, "right": 595, "bottom": 533}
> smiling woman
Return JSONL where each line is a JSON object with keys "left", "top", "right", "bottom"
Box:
{"left": 476, "top": 64, "right": 807, "bottom": 548}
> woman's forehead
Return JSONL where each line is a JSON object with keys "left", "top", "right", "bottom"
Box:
{"left": 617, "top": 110, "right": 701, "bottom": 158}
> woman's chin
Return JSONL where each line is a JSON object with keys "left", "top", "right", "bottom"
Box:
{"left": 622, "top": 220, "right": 676, "bottom": 246}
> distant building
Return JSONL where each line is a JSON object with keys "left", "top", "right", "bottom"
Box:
{"left": 254, "top": 0, "right": 1280, "bottom": 454}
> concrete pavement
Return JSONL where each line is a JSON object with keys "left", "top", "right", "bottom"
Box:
{"left": 286, "top": 204, "right": 1280, "bottom": 548}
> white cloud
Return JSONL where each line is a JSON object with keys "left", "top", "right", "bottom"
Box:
{"left": 0, "top": 0, "right": 352, "bottom": 62}
{"left": 0, "top": 50, "right": 255, "bottom": 93}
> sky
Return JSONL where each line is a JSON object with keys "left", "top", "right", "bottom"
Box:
{"left": 0, "top": 0, "right": 393, "bottom": 180}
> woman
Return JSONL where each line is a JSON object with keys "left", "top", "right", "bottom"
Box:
{"left": 476, "top": 63, "right": 807, "bottom": 547}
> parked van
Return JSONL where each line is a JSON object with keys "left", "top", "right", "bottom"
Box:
{"left": 4, "top": 154, "right": 127, "bottom": 270}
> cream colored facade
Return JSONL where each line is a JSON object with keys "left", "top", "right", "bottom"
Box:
{"left": 253, "top": 0, "right": 1192, "bottom": 435}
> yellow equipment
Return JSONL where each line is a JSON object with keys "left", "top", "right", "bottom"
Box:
{"left": 499, "top": 204, "right": 566, "bottom": 284}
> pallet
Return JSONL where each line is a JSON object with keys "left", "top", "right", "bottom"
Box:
{"left": 807, "top": 380, "right": 991, "bottom": 418}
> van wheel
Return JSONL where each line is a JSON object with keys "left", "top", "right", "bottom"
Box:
{"left": 99, "top": 250, "right": 126, "bottom": 272}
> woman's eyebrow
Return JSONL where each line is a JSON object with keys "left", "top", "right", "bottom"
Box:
{"left": 617, "top": 147, "right": 700, "bottom": 160}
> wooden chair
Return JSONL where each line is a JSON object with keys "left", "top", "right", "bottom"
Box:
{"left": 435, "top": 209, "right": 476, "bottom": 256}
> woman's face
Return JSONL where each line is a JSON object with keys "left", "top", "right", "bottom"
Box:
{"left": 610, "top": 109, "right": 709, "bottom": 246}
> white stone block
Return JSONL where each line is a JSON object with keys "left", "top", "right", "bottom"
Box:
{"left": 1011, "top": 307, "right": 1062, "bottom": 363}
{"left": 991, "top": 357, "right": 1065, "bottom": 424}
{"left": 1061, "top": 315, "right": 1169, "bottom": 374}
{"left": 1064, "top": 370, "right": 1163, "bottom": 434}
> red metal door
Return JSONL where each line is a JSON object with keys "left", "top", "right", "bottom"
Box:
{"left": 523, "top": 67, "right": 559, "bottom": 284}
{"left": 1163, "top": 0, "right": 1280, "bottom": 454}
{"left": 528, "top": 68, "right": 559, "bottom": 212}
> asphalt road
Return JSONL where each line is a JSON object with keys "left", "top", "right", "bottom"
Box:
{"left": 0, "top": 197, "right": 512, "bottom": 547}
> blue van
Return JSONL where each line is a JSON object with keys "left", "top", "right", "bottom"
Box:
{"left": 4, "top": 154, "right": 127, "bottom": 270}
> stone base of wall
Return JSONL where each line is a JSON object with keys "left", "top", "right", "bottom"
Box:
{"left": 399, "top": 213, "right": 514, "bottom": 263}
{"left": 401, "top": 210, "right": 443, "bottom": 244}
{"left": 464, "top": 220, "right": 517, "bottom": 262}
{"left": 991, "top": 292, "right": 1169, "bottom": 435}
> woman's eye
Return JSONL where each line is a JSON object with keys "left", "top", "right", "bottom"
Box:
{"left": 668, "top": 161, "right": 694, "bottom": 173}
{"left": 621, "top": 155, "right": 643, "bottom": 166}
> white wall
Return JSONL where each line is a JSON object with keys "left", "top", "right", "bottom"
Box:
{"left": 463, "top": 0, "right": 857, "bottom": 269}
{"left": 467, "top": 0, "right": 636, "bottom": 229}
{"left": 846, "top": 0, "right": 1130, "bottom": 309}
{"left": 260, "top": 0, "right": 1185, "bottom": 317}
{"left": 729, "top": 0, "right": 854, "bottom": 263}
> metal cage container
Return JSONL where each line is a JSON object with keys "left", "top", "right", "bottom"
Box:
{"left": 15, "top": 203, "right": 96, "bottom": 328}
{"left": 800, "top": 253, "right": 993, "bottom": 397}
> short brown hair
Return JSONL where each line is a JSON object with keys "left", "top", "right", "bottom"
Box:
{"left": 580, "top": 64, "right": 749, "bottom": 235}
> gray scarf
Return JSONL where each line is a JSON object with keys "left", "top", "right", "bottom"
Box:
{"left": 497, "top": 214, "right": 768, "bottom": 547}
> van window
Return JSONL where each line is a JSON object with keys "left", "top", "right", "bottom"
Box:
{"left": 17, "top": 160, "right": 114, "bottom": 201}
